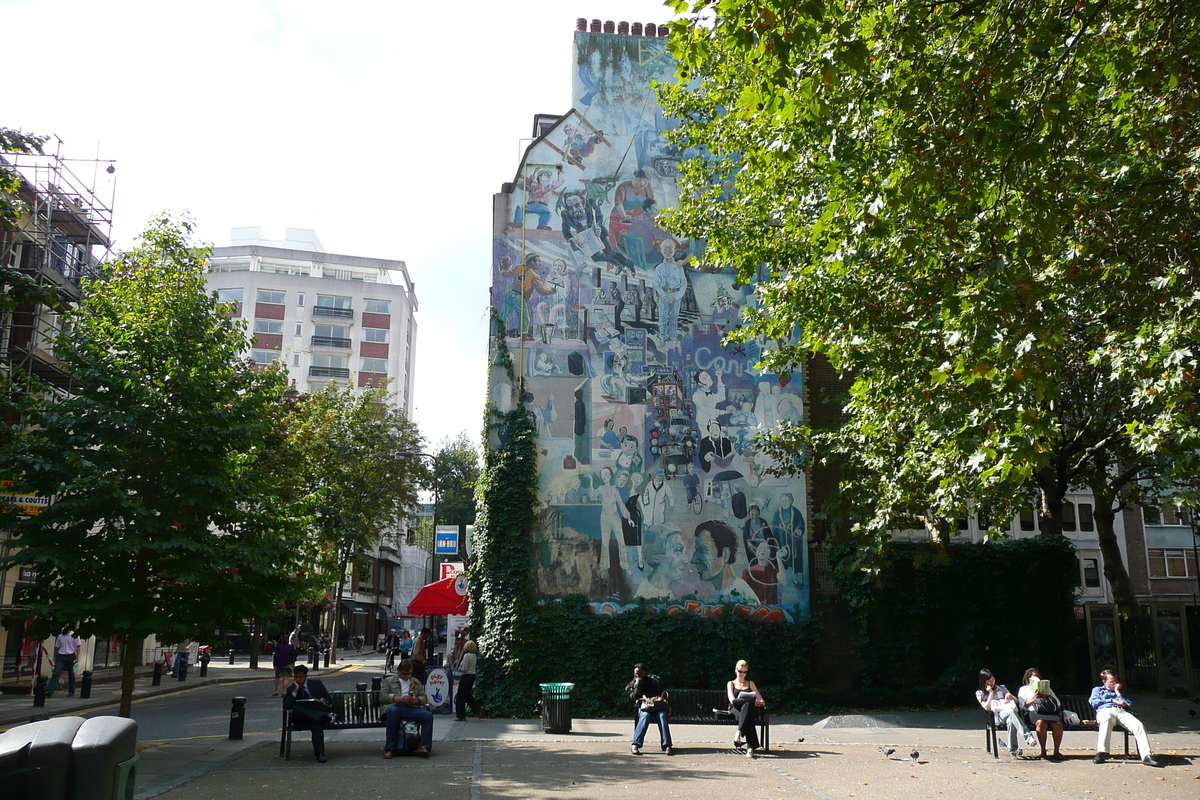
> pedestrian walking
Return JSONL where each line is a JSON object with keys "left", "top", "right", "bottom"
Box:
{"left": 47, "top": 625, "right": 82, "bottom": 698}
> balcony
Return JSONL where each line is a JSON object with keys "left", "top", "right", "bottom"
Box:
{"left": 309, "top": 366, "right": 350, "bottom": 378}
{"left": 311, "top": 336, "right": 352, "bottom": 349}
{"left": 313, "top": 306, "right": 353, "bottom": 319}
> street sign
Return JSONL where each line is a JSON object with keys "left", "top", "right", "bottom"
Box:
{"left": 441, "top": 561, "right": 464, "bottom": 581}
{"left": 425, "top": 667, "right": 451, "bottom": 712}
{"left": 434, "top": 525, "right": 459, "bottom": 555}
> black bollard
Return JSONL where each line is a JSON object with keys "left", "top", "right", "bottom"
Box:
{"left": 229, "top": 648, "right": 236, "bottom": 665}
{"left": 309, "top": 648, "right": 317, "bottom": 668}
{"left": 356, "top": 681, "right": 367, "bottom": 691}
{"left": 371, "top": 676, "right": 382, "bottom": 691}
{"left": 324, "top": 648, "right": 330, "bottom": 669}
{"left": 178, "top": 659, "right": 188, "bottom": 681}
{"left": 229, "top": 696, "right": 247, "bottom": 740}
{"left": 33, "top": 675, "right": 48, "bottom": 707}
{"left": 152, "top": 662, "right": 162, "bottom": 686}
{"left": 200, "top": 653, "right": 210, "bottom": 677}
{"left": 80, "top": 670, "right": 93, "bottom": 699}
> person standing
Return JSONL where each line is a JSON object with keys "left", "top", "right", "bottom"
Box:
{"left": 47, "top": 625, "right": 82, "bottom": 698}
{"left": 170, "top": 639, "right": 191, "bottom": 679}
{"left": 626, "top": 663, "right": 672, "bottom": 755}
{"left": 380, "top": 659, "right": 433, "bottom": 757}
{"left": 273, "top": 637, "right": 297, "bottom": 696}
{"left": 412, "top": 628, "right": 431, "bottom": 678}
{"left": 1089, "top": 670, "right": 1162, "bottom": 767}
{"left": 454, "top": 640, "right": 482, "bottom": 721}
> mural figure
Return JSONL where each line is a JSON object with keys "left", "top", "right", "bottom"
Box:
{"left": 692, "top": 520, "right": 759, "bottom": 605}
{"left": 652, "top": 239, "right": 687, "bottom": 344}
{"left": 597, "top": 466, "right": 632, "bottom": 572}
{"left": 512, "top": 165, "right": 565, "bottom": 230}
{"left": 610, "top": 169, "right": 656, "bottom": 247}
{"left": 561, "top": 192, "right": 634, "bottom": 275}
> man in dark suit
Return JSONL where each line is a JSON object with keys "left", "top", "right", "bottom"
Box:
{"left": 283, "top": 664, "right": 333, "bottom": 762}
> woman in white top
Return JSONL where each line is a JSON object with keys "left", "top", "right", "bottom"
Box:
{"left": 1017, "top": 667, "right": 1064, "bottom": 759}
{"left": 454, "top": 641, "right": 481, "bottom": 721}
{"left": 727, "top": 659, "right": 767, "bottom": 758}
{"left": 976, "top": 668, "right": 1034, "bottom": 756}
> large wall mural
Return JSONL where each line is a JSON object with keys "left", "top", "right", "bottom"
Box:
{"left": 490, "top": 30, "right": 809, "bottom": 621}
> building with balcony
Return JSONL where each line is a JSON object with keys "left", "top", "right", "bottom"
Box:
{"left": 205, "top": 227, "right": 417, "bottom": 414}
{"left": 0, "top": 146, "right": 117, "bottom": 686}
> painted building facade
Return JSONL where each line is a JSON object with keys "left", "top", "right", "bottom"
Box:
{"left": 490, "top": 22, "right": 809, "bottom": 621}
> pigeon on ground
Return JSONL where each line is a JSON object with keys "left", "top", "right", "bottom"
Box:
{"left": 880, "top": 747, "right": 895, "bottom": 756}
{"left": 910, "top": 750, "right": 920, "bottom": 761}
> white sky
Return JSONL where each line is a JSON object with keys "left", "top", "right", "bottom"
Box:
{"left": 4, "top": 0, "right": 676, "bottom": 450}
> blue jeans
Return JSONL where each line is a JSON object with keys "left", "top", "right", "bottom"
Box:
{"left": 171, "top": 651, "right": 188, "bottom": 677}
{"left": 385, "top": 704, "right": 433, "bottom": 751}
{"left": 633, "top": 708, "right": 672, "bottom": 749}
{"left": 47, "top": 654, "right": 75, "bottom": 696}
{"left": 514, "top": 201, "right": 552, "bottom": 228}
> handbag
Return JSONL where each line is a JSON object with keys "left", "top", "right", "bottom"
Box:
{"left": 1033, "top": 694, "right": 1062, "bottom": 716}
{"left": 641, "top": 698, "right": 670, "bottom": 713}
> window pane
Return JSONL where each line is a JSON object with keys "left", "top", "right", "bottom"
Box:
{"left": 362, "top": 357, "right": 387, "bottom": 373}
{"left": 1019, "top": 505, "right": 1036, "bottom": 531}
{"left": 253, "top": 319, "right": 283, "bottom": 334}
{"left": 365, "top": 298, "right": 390, "bottom": 314}
{"left": 316, "top": 294, "right": 352, "bottom": 309}
{"left": 1078, "top": 503, "right": 1094, "bottom": 532}
{"left": 256, "top": 289, "right": 285, "bottom": 304}
{"left": 250, "top": 349, "right": 278, "bottom": 364}
{"left": 1148, "top": 549, "right": 1167, "bottom": 577}
{"left": 298, "top": 292, "right": 305, "bottom": 306}
{"left": 314, "top": 324, "right": 349, "bottom": 339}
{"left": 1143, "top": 506, "right": 1161, "bottom": 525}
{"left": 1166, "top": 551, "right": 1187, "bottom": 577}
{"left": 956, "top": 516, "right": 969, "bottom": 531}
{"left": 362, "top": 327, "right": 390, "bottom": 343}
{"left": 1164, "top": 506, "right": 1178, "bottom": 525}
{"left": 217, "top": 288, "right": 244, "bottom": 303}
{"left": 1062, "top": 501, "right": 1076, "bottom": 532}
{"left": 1083, "top": 558, "right": 1101, "bottom": 588}
{"left": 312, "top": 353, "right": 347, "bottom": 368}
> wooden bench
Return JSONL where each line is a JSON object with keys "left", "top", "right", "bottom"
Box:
{"left": 984, "top": 694, "right": 1130, "bottom": 759}
{"left": 281, "top": 689, "right": 387, "bottom": 760}
{"left": 650, "top": 688, "right": 770, "bottom": 752}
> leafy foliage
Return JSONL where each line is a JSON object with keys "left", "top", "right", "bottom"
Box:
{"left": 0, "top": 216, "right": 311, "bottom": 714}
{"left": 660, "top": 0, "right": 1200, "bottom": 611}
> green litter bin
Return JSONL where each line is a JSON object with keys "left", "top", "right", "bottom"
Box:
{"left": 539, "top": 682, "right": 575, "bottom": 734}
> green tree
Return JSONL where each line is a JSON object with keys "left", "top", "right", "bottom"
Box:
{"left": 432, "top": 431, "right": 481, "bottom": 532}
{"left": 287, "top": 384, "right": 425, "bottom": 661}
{"left": 1, "top": 216, "right": 313, "bottom": 716}
{"left": 660, "top": 1, "right": 1200, "bottom": 613}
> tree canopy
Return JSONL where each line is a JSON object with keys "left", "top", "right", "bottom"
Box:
{"left": 660, "top": 0, "right": 1200, "bottom": 611}
{"left": 2, "top": 216, "right": 313, "bottom": 714}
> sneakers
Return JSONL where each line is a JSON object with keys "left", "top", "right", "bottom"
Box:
{"left": 746, "top": 746, "right": 755, "bottom": 758}
{"left": 1024, "top": 732, "right": 1037, "bottom": 746}
{"left": 1009, "top": 748, "right": 1022, "bottom": 757}
{"left": 631, "top": 744, "right": 642, "bottom": 755}
{"left": 1093, "top": 752, "right": 1109, "bottom": 764}
{"left": 662, "top": 745, "right": 673, "bottom": 756}
{"left": 1143, "top": 755, "right": 1163, "bottom": 767}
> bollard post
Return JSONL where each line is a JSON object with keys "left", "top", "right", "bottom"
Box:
{"left": 200, "top": 652, "right": 210, "bottom": 677}
{"left": 229, "top": 647, "right": 236, "bottom": 665}
{"left": 33, "top": 675, "right": 48, "bottom": 707}
{"left": 152, "top": 662, "right": 163, "bottom": 686}
{"left": 324, "top": 648, "right": 330, "bottom": 669}
{"left": 371, "top": 676, "right": 382, "bottom": 691}
{"left": 229, "top": 696, "right": 247, "bottom": 740}
{"left": 80, "top": 670, "right": 93, "bottom": 699}
{"left": 309, "top": 648, "right": 317, "bottom": 668}
{"left": 178, "top": 659, "right": 188, "bottom": 681}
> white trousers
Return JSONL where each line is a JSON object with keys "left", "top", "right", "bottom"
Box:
{"left": 1096, "top": 705, "right": 1152, "bottom": 757}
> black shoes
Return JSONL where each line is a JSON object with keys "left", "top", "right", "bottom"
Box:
{"left": 316, "top": 753, "right": 327, "bottom": 763}
{"left": 1093, "top": 752, "right": 1108, "bottom": 763}
{"left": 1143, "top": 755, "right": 1163, "bottom": 767}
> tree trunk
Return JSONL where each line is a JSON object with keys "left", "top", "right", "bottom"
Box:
{"left": 1092, "top": 493, "right": 1141, "bottom": 617}
{"left": 118, "top": 633, "right": 139, "bottom": 718}
{"left": 330, "top": 559, "right": 347, "bottom": 666}
{"left": 1035, "top": 471, "right": 1065, "bottom": 537}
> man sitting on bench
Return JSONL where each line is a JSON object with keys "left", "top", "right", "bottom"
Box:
{"left": 380, "top": 659, "right": 433, "bottom": 757}
{"left": 1089, "top": 670, "right": 1162, "bottom": 767}
{"left": 283, "top": 665, "right": 333, "bottom": 763}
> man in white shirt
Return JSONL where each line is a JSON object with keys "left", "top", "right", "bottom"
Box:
{"left": 47, "top": 625, "right": 82, "bottom": 698}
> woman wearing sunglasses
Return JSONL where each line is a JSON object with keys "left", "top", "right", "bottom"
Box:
{"left": 728, "top": 659, "right": 767, "bottom": 757}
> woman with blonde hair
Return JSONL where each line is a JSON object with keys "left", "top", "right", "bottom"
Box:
{"left": 454, "top": 640, "right": 481, "bottom": 721}
{"left": 727, "top": 659, "right": 767, "bottom": 757}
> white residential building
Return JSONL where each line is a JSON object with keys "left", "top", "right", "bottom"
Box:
{"left": 205, "top": 227, "right": 417, "bottom": 414}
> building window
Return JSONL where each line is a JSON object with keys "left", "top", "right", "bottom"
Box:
{"left": 1147, "top": 548, "right": 1197, "bottom": 578}
{"left": 312, "top": 353, "right": 347, "bottom": 369}
{"left": 362, "top": 357, "right": 388, "bottom": 373}
{"left": 364, "top": 298, "right": 391, "bottom": 314}
{"left": 316, "top": 294, "right": 352, "bottom": 310}
{"left": 217, "top": 288, "right": 244, "bottom": 304}
{"left": 1163, "top": 506, "right": 1191, "bottom": 526}
{"left": 296, "top": 322, "right": 303, "bottom": 336}
{"left": 1078, "top": 503, "right": 1094, "bottom": 532}
{"left": 1019, "top": 503, "right": 1037, "bottom": 531}
{"left": 1062, "top": 501, "right": 1076, "bottom": 533}
{"left": 298, "top": 292, "right": 305, "bottom": 307}
{"left": 253, "top": 319, "right": 283, "bottom": 335}
{"left": 1083, "top": 558, "right": 1101, "bottom": 588}
{"left": 362, "top": 327, "right": 390, "bottom": 343}
{"left": 256, "top": 288, "right": 285, "bottom": 305}
{"left": 250, "top": 349, "right": 278, "bottom": 364}
{"left": 293, "top": 354, "right": 300, "bottom": 367}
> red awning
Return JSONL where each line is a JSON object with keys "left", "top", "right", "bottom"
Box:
{"left": 406, "top": 576, "right": 468, "bottom": 616}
